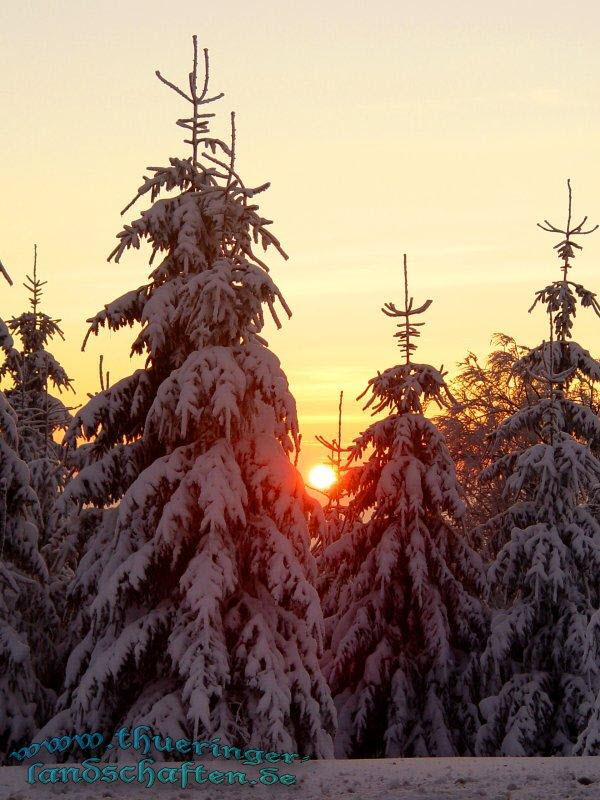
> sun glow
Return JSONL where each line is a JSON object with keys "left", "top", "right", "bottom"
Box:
{"left": 308, "top": 464, "right": 337, "bottom": 491}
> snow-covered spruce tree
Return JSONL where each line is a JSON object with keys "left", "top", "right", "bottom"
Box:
{"left": 0, "top": 257, "right": 58, "bottom": 763}
{"left": 477, "top": 181, "right": 600, "bottom": 756}
{"left": 321, "top": 256, "right": 487, "bottom": 757}
{"left": 46, "top": 39, "right": 335, "bottom": 757}
{"left": 0, "top": 247, "right": 74, "bottom": 550}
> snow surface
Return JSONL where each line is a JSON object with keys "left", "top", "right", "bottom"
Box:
{"left": 2, "top": 758, "right": 600, "bottom": 800}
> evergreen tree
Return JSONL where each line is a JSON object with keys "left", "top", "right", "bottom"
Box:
{"left": 0, "top": 246, "right": 74, "bottom": 549}
{"left": 477, "top": 182, "right": 600, "bottom": 756}
{"left": 45, "top": 39, "right": 335, "bottom": 757}
{"left": 322, "top": 256, "right": 487, "bottom": 757}
{"left": 0, "top": 258, "right": 57, "bottom": 762}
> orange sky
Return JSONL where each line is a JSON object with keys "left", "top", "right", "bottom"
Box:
{"left": 1, "top": 0, "right": 600, "bottom": 481}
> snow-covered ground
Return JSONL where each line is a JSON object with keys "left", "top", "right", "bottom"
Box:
{"left": 2, "top": 758, "right": 600, "bottom": 800}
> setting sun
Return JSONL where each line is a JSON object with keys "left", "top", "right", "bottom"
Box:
{"left": 308, "top": 464, "right": 337, "bottom": 491}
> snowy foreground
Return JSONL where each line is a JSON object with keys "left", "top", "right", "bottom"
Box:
{"left": 2, "top": 758, "right": 600, "bottom": 800}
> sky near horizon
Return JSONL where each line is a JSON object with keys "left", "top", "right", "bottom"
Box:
{"left": 1, "top": 1, "right": 600, "bottom": 478}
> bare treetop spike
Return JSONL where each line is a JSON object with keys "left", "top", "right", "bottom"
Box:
{"left": 382, "top": 254, "right": 433, "bottom": 363}
{"left": 23, "top": 243, "right": 47, "bottom": 316}
{"left": 155, "top": 35, "right": 225, "bottom": 165}
{"left": 537, "top": 179, "right": 598, "bottom": 281}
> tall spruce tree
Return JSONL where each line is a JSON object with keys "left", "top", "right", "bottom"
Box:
{"left": 322, "top": 256, "right": 487, "bottom": 757}
{"left": 0, "top": 246, "right": 74, "bottom": 550}
{"left": 45, "top": 39, "right": 335, "bottom": 757}
{"left": 477, "top": 182, "right": 600, "bottom": 756}
{"left": 0, "top": 257, "right": 58, "bottom": 762}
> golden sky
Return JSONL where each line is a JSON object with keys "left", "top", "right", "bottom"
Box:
{"left": 1, "top": 0, "right": 600, "bottom": 479}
